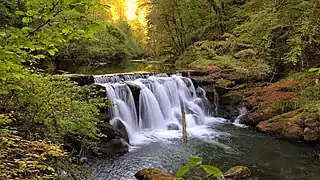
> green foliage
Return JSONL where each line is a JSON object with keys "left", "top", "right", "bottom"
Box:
{"left": 0, "top": 73, "right": 107, "bottom": 148}
{"left": 147, "top": 0, "right": 218, "bottom": 56}
{"left": 302, "top": 84, "right": 320, "bottom": 101}
{"left": 151, "top": 0, "right": 320, "bottom": 75}
{"left": 54, "top": 22, "right": 144, "bottom": 72}
{"left": 0, "top": 130, "right": 66, "bottom": 179}
{"left": 176, "top": 156, "right": 222, "bottom": 179}
{"left": 177, "top": 40, "right": 270, "bottom": 81}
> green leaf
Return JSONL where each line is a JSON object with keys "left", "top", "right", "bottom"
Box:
{"left": 308, "top": 68, "right": 320, "bottom": 73}
{"left": 62, "top": 26, "right": 74, "bottom": 34}
{"left": 15, "top": 11, "right": 25, "bottom": 16}
{"left": 34, "top": 54, "right": 46, "bottom": 59}
{"left": 62, "top": 28, "right": 69, "bottom": 34}
{"left": 201, "top": 165, "right": 222, "bottom": 178}
{"left": 0, "top": 32, "right": 6, "bottom": 37}
{"left": 176, "top": 165, "right": 190, "bottom": 177}
{"left": 74, "top": 4, "right": 87, "bottom": 13}
{"left": 26, "top": 10, "right": 35, "bottom": 16}
{"left": 22, "top": 17, "right": 32, "bottom": 24}
{"left": 188, "top": 156, "right": 203, "bottom": 166}
{"left": 48, "top": 49, "right": 56, "bottom": 56}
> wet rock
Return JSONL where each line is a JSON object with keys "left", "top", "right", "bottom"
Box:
{"left": 216, "top": 79, "right": 236, "bottom": 88}
{"left": 305, "top": 118, "right": 319, "bottom": 129}
{"left": 257, "top": 120, "right": 285, "bottom": 135}
{"left": 191, "top": 78, "right": 199, "bottom": 89}
{"left": 96, "top": 137, "right": 129, "bottom": 157}
{"left": 304, "top": 128, "right": 319, "bottom": 142}
{"left": 215, "top": 85, "right": 230, "bottom": 96}
{"left": 112, "top": 119, "right": 130, "bottom": 143}
{"left": 127, "top": 83, "right": 141, "bottom": 117}
{"left": 220, "top": 93, "right": 243, "bottom": 106}
{"left": 97, "top": 122, "right": 129, "bottom": 142}
{"left": 98, "top": 122, "right": 123, "bottom": 140}
{"left": 289, "top": 116, "right": 305, "bottom": 127}
{"left": 181, "top": 70, "right": 210, "bottom": 77}
{"left": 135, "top": 169, "right": 177, "bottom": 180}
{"left": 94, "top": 122, "right": 129, "bottom": 157}
{"left": 222, "top": 166, "right": 256, "bottom": 180}
{"left": 280, "top": 124, "right": 304, "bottom": 140}
{"left": 167, "top": 123, "right": 180, "bottom": 131}
{"left": 64, "top": 74, "right": 94, "bottom": 86}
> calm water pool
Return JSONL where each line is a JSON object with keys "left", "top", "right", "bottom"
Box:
{"left": 90, "top": 120, "right": 320, "bottom": 180}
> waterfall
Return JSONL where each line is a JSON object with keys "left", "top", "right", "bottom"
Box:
{"left": 233, "top": 105, "right": 248, "bottom": 127}
{"left": 95, "top": 73, "right": 216, "bottom": 144}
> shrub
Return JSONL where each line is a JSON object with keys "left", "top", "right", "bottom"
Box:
{"left": 0, "top": 130, "right": 66, "bottom": 180}
{"left": 0, "top": 73, "right": 107, "bottom": 149}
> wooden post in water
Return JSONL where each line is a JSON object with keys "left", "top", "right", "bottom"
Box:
{"left": 180, "top": 101, "right": 187, "bottom": 146}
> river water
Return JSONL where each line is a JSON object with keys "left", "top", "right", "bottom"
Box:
{"left": 90, "top": 120, "right": 320, "bottom": 180}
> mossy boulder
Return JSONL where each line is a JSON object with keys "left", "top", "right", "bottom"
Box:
{"left": 221, "top": 93, "right": 243, "bottom": 106}
{"left": 303, "top": 127, "right": 319, "bottom": 141}
{"left": 280, "top": 124, "right": 304, "bottom": 140}
{"left": 222, "top": 166, "right": 256, "bottom": 180}
{"left": 135, "top": 169, "right": 177, "bottom": 180}
{"left": 256, "top": 111, "right": 307, "bottom": 140}
{"left": 305, "top": 118, "right": 320, "bottom": 129}
{"left": 216, "top": 79, "right": 236, "bottom": 88}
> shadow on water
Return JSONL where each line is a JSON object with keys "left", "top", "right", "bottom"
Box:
{"left": 90, "top": 122, "right": 320, "bottom": 180}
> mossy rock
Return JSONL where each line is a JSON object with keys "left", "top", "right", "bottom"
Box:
{"left": 216, "top": 79, "right": 236, "bottom": 88}
{"left": 233, "top": 49, "right": 257, "bottom": 59}
{"left": 280, "top": 124, "right": 304, "bottom": 140}
{"left": 257, "top": 111, "right": 303, "bottom": 138}
{"left": 221, "top": 93, "right": 244, "bottom": 105}
{"left": 303, "top": 127, "right": 319, "bottom": 141}
{"left": 305, "top": 117, "right": 320, "bottom": 129}
{"left": 223, "top": 166, "right": 256, "bottom": 180}
{"left": 135, "top": 169, "right": 177, "bottom": 180}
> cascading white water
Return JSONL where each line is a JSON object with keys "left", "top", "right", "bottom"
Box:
{"left": 95, "top": 74, "right": 217, "bottom": 144}
{"left": 233, "top": 105, "right": 248, "bottom": 128}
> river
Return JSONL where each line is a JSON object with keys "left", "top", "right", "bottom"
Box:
{"left": 90, "top": 120, "right": 320, "bottom": 180}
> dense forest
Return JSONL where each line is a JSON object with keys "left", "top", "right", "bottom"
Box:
{"left": 1, "top": 0, "right": 320, "bottom": 179}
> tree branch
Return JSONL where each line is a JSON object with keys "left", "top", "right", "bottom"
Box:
{"left": 28, "top": 0, "right": 62, "bottom": 36}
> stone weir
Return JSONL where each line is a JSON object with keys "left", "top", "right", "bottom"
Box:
{"left": 64, "top": 70, "right": 222, "bottom": 157}
{"left": 64, "top": 70, "right": 212, "bottom": 86}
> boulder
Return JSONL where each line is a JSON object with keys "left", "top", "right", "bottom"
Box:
{"left": 112, "top": 119, "right": 130, "bottom": 143}
{"left": 304, "top": 128, "right": 319, "bottom": 142}
{"left": 167, "top": 123, "right": 180, "bottom": 131}
{"left": 135, "top": 169, "right": 177, "bottom": 180}
{"left": 95, "top": 137, "right": 129, "bottom": 157}
{"left": 305, "top": 118, "right": 319, "bottom": 129}
{"left": 280, "top": 124, "right": 304, "bottom": 140}
{"left": 64, "top": 74, "right": 94, "bottom": 86}
{"left": 222, "top": 166, "right": 256, "bottom": 180}
{"left": 220, "top": 93, "right": 243, "bottom": 106}
{"left": 257, "top": 120, "right": 285, "bottom": 135}
{"left": 98, "top": 122, "right": 123, "bottom": 140}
